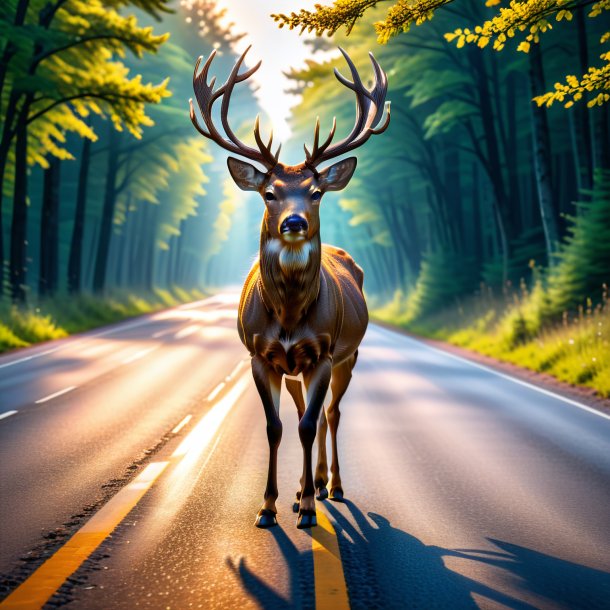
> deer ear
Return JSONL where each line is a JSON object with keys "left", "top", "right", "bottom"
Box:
{"left": 318, "top": 157, "right": 357, "bottom": 192}
{"left": 227, "top": 157, "right": 267, "bottom": 191}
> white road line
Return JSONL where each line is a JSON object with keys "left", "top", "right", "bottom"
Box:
{"left": 152, "top": 328, "right": 175, "bottom": 339}
{"left": 35, "top": 386, "right": 77, "bottom": 404}
{"left": 0, "top": 296, "right": 220, "bottom": 371}
{"left": 121, "top": 346, "right": 158, "bottom": 365}
{"left": 207, "top": 382, "right": 225, "bottom": 402}
{"left": 0, "top": 410, "right": 18, "bottom": 421}
{"left": 172, "top": 373, "right": 249, "bottom": 458}
{"left": 373, "top": 324, "right": 610, "bottom": 421}
{"left": 0, "top": 355, "right": 33, "bottom": 370}
{"left": 228, "top": 359, "right": 247, "bottom": 381}
{"left": 174, "top": 325, "right": 199, "bottom": 340}
{"left": 171, "top": 414, "right": 192, "bottom": 434}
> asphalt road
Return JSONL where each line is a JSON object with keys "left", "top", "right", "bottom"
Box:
{"left": 1, "top": 294, "right": 609, "bottom": 609}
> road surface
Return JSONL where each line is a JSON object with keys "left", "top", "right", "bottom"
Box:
{"left": 1, "top": 294, "right": 609, "bottom": 609}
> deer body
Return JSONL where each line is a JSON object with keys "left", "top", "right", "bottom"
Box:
{"left": 190, "top": 47, "right": 390, "bottom": 528}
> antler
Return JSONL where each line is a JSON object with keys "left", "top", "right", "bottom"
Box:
{"left": 190, "top": 46, "right": 281, "bottom": 170}
{"left": 304, "top": 47, "right": 391, "bottom": 169}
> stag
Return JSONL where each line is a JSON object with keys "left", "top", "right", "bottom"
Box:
{"left": 190, "top": 46, "right": 390, "bottom": 528}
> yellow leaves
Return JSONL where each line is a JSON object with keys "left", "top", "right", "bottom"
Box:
{"left": 517, "top": 40, "right": 530, "bottom": 52}
{"left": 556, "top": 9, "right": 572, "bottom": 21}
{"left": 478, "top": 36, "right": 490, "bottom": 48}
{"left": 486, "top": 0, "right": 502, "bottom": 6}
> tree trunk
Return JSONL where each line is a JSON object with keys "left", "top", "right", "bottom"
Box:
{"left": 9, "top": 105, "right": 30, "bottom": 302}
{"left": 575, "top": 7, "right": 593, "bottom": 193}
{"left": 529, "top": 42, "right": 560, "bottom": 263}
{"left": 93, "top": 127, "right": 119, "bottom": 293}
{"left": 39, "top": 156, "right": 60, "bottom": 297}
{"left": 472, "top": 162, "right": 483, "bottom": 265}
{"left": 0, "top": 93, "right": 20, "bottom": 297}
{"left": 68, "top": 135, "right": 91, "bottom": 293}
{"left": 467, "top": 47, "right": 513, "bottom": 275}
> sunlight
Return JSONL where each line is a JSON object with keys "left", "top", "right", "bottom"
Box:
{"left": 195, "top": 0, "right": 332, "bottom": 141}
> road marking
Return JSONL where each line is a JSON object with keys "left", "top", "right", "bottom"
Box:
{"left": 312, "top": 502, "right": 350, "bottom": 609}
{"left": 34, "top": 386, "right": 76, "bottom": 404}
{"left": 152, "top": 327, "right": 175, "bottom": 339}
{"left": 172, "top": 374, "right": 249, "bottom": 459}
{"left": 228, "top": 359, "right": 246, "bottom": 380}
{"left": 0, "top": 410, "right": 17, "bottom": 421}
{"left": 0, "top": 362, "right": 248, "bottom": 610}
{"left": 207, "top": 381, "right": 225, "bottom": 402}
{"left": 121, "top": 346, "right": 158, "bottom": 365}
{"left": 373, "top": 325, "right": 610, "bottom": 422}
{"left": 174, "top": 324, "right": 199, "bottom": 339}
{"left": 0, "top": 461, "right": 169, "bottom": 610}
{"left": 171, "top": 414, "right": 192, "bottom": 434}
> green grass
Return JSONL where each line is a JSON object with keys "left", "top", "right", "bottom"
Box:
{"left": 373, "top": 283, "right": 610, "bottom": 398}
{"left": 0, "top": 287, "right": 207, "bottom": 355}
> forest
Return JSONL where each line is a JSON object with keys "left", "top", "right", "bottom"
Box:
{"left": 0, "top": 0, "right": 609, "bottom": 395}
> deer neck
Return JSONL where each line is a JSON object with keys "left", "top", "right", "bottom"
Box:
{"left": 259, "top": 223, "right": 321, "bottom": 330}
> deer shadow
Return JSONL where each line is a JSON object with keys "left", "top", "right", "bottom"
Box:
{"left": 227, "top": 499, "right": 610, "bottom": 609}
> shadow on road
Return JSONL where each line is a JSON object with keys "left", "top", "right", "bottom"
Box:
{"left": 228, "top": 499, "right": 610, "bottom": 609}
{"left": 226, "top": 524, "right": 314, "bottom": 610}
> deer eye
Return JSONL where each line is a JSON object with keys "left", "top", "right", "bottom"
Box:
{"left": 311, "top": 191, "right": 322, "bottom": 201}
{"left": 265, "top": 191, "right": 276, "bottom": 201}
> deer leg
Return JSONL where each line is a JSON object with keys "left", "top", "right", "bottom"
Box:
{"left": 327, "top": 356, "right": 356, "bottom": 502}
{"left": 251, "top": 355, "right": 283, "bottom": 528}
{"left": 285, "top": 377, "right": 306, "bottom": 512}
{"left": 297, "top": 358, "right": 332, "bottom": 529}
{"left": 314, "top": 409, "right": 329, "bottom": 500}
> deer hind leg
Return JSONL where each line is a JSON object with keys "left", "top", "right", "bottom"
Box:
{"left": 297, "top": 358, "right": 332, "bottom": 528}
{"left": 327, "top": 353, "right": 357, "bottom": 502}
{"left": 285, "top": 377, "right": 307, "bottom": 513}
{"left": 251, "top": 355, "right": 283, "bottom": 528}
{"left": 314, "top": 409, "right": 330, "bottom": 501}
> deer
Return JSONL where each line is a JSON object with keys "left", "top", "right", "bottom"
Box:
{"left": 190, "top": 46, "right": 390, "bottom": 529}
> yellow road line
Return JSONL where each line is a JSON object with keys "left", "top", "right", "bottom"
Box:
{"left": 1, "top": 361, "right": 250, "bottom": 610}
{"left": 312, "top": 502, "right": 350, "bottom": 609}
{"left": 0, "top": 461, "right": 169, "bottom": 610}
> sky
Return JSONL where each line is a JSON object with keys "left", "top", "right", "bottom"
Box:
{"left": 214, "top": 0, "right": 330, "bottom": 142}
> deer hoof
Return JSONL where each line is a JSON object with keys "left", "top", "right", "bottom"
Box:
{"left": 296, "top": 509, "right": 317, "bottom": 529}
{"left": 255, "top": 509, "right": 277, "bottom": 528}
{"left": 316, "top": 487, "right": 329, "bottom": 501}
{"left": 292, "top": 490, "right": 302, "bottom": 513}
{"left": 329, "top": 488, "right": 344, "bottom": 502}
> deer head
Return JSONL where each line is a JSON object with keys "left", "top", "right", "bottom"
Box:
{"left": 189, "top": 46, "right": 390, "bottom": 250}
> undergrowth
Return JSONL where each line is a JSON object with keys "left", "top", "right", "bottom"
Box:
{"left": 0, "top": 287, "right": 206, "bottom": 354}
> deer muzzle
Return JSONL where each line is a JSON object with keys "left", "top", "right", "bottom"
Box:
{"left": 280, "top": 214, "right": 308, "bottom": 242}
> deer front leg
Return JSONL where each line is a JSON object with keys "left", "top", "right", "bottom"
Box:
{"left": 251, "top": 355, "right": 283, "bottom": 528}
{"left": 297, "top": 358, "right": 332, "bottom": 529}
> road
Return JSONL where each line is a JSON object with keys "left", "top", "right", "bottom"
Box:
{"left": 1, "top": 294, "right": 609, "bottom": 609}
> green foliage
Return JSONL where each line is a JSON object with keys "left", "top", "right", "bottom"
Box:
{"left": 274, "top": 0, "right": 610, "bottom": 106}
{"left": 546, "top": 170, "right": 610, "bottom": 316}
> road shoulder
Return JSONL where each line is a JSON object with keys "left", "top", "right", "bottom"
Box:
{"left": 372, "top": 320, "right": 610, "bottom": 418}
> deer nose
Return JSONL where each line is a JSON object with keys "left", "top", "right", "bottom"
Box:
{"left": 280, "top": 214, "right": 308, "bottom": 234}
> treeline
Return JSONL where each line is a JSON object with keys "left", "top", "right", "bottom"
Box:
{"left": 286, "top": 1, "right": 609, "bottom": 319}
{"left": 0, "top": 0, "right": 256, "bottom": 305}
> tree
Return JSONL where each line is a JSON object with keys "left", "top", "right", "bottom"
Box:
{"left": 0, "top": 0, "right": 171, "bottom": 300}
{"left": 272, "top": 0, "right": 610, "bottom": 106}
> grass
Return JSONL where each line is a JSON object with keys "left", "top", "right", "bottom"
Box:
{"left": 373, "top": 282, "right": 610, "bottom": 398}
{"left": 0, "top": 287, "right": 207, "bottom": 355}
